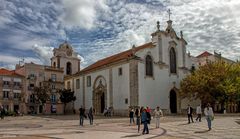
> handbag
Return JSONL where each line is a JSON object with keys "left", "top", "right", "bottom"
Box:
{"left": 210, "top": 116, "right": 214, "bottom": 121}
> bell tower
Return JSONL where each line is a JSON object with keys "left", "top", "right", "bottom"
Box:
{"left": 51, "top": 41, "right": 81, "bottom": 75}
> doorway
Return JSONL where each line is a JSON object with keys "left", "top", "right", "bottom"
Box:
{"left": 170, "top": 90, "right": 177, "bottom": 113}
{"left": 100, "top": 93, "right": 105, "bottom": 113}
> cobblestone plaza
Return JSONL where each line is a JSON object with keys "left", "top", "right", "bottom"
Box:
{"left": 0, "top": 115, "right": 239, "bottom": 139}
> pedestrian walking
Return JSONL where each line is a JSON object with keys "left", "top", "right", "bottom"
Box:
{"left": 195, "top": 104, "right": 202, "bottom": 122}
{"left": 79, "top": 106, "right": 86, "bottom": 126}
{"left": 146, "top": 107, "right": 151, "bottom": 124}
{"left": 129, "top": 108, "right": 135, "bottom": 125}
{"left": 154, "top": 106, "right": 163, "bottom": 128}
{"left": 141, "top": 108, "right": 149, "bottom": 134}
{"left": 135, "top": 107, "right": 141, "bottom": 133}
{"left": 187, "top": 104, "right": 194, "bottom": 123}
{"left": 0, "top": 106, "right": 5, "bottom": 120}
{"left": 103, "top": 107, "right": 108, "bottom": 117}
{"left": 204, "top": 103, "right": 214, "bottom": 131}
{"left": 88, "top": 107, "right": 94, "bottom": 125}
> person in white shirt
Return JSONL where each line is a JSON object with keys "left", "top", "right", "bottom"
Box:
{"left": 204, "top": 103, "right": 214, "bottom": 131}
{"left": 195, "top": 104, "right": 202, "bottom": 122}
{"left": 154, "top": 106, "right": 163, "bottom": 128}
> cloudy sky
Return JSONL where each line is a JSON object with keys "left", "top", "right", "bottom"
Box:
{"left": 0, "top": 0, "right": 240, "bottom": 69}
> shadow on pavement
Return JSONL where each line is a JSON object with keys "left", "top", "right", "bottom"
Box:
{"left": 177, "top": 123, "right": 190, "bottom": 126}
{"left": 121, "top": 134, "right": 141, "bottom": 138}
{"left": 194, "top": 130, "right": 209, "bottom": 133}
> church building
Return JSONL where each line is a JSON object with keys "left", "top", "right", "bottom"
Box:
{"left": 64, "top": 19, "right": 199, "bottom": 115}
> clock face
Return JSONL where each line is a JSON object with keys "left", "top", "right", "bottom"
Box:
{"left": 67, "top": 50, "right": 72, "bottom": 56}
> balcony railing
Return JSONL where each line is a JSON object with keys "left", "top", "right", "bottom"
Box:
{"left": 2, "top": 84, "right": 11, "bottom": 88}
{"left": 13, "top": 85, "right": 22, "bottom": 90}
{"left": 27, "top": 75, "right": 37, "bottom": 80}
{"left": 28, "top": 86, "right": 34, "bottom": 91}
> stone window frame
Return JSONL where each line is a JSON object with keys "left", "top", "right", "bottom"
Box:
{"left": 76, "top": 78, "right": 80, "bottom": 89}
{"left": 51, "top": 74, "right": 57, "bottom": 82}
{"left": 125, "top": 98, "right": 128, "bottom": 104}
{"left": 3, "top": 91, "right": 9, "bottom": 98}
{"left": 168, "top": 41, "right": 178, "bottom": 75}
{"left": 118, "top": 67, "right": 123, "bottom": 76}
{"left": 50, "top": 94, "right": 56, "bottom": 103}
{"left": 87, "top": 76, "right": 91, "bottom": 87}
{"left": 3, "top": 81, "right": 9, "bottom": 85}
{"left": 145, "top": 53, "right": 154, "bottom": 78}
{"left": 67, "top": 81, "right": 71, "bottom": 89}
{"left": 14, "top": 93, "right": 20, "bottom": 99}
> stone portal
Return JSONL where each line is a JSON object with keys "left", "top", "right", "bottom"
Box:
{"left": 93, "top": 78, "right": 107, "bottom": 114}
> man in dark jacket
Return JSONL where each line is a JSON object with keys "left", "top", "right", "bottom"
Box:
{"left": 141, "top": 108, "right": 149, "bottom": 134}
{"left": 88, "top": 107, "right": 94, "bottom": 125}
{"left": 79, "top": 106, "right": 85, "bottom": 126}
{"left": 187, "top": 104, "right": 194, "bottom": 123}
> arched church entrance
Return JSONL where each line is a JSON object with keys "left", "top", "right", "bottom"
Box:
{"left": 170, "top": 89, "right": 177, "bottom": 113}
{"left": 93, "top": 76, "right": 107, "bottom": 114}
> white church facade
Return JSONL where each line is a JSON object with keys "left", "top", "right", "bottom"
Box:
{"left": 63, "top": 20, "right": 200, "bottom": 115}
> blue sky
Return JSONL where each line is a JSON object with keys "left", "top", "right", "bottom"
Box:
{"left": 0, "top": 0, "right": 240, "bottom": 69}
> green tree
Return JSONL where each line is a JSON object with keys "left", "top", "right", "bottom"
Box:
{"left": 179, "top": 61, "right": 239, "bottom": 108}
{"left": 34, "top": 86, "right": 50, "bottom": 104}
{"left": 33, "top": 86, "right": 50, "bottom": 113}
{"left": 58, "top": 89, "right": 76, "bottom": 114}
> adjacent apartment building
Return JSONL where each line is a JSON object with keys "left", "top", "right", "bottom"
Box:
{"left": 15, "top": 63, "right": 64, "bottom": 114}
{"left": 0, "top": 68, "right": 25, "bottom": 113}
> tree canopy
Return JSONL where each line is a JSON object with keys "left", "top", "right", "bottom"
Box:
{"left": 33, "top": 86, "right": 50, "bottom": 104}
{"left": 179, "top": 61, "right": 240, "bottom": 105}
{"left": 58, "top": 89, "right": 76, "bottom": 114}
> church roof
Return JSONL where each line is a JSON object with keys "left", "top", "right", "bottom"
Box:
{"left": 81, "top": 42, "right": 153, "bottom": 73}
{"left": 196, "top": 51, "right": 213, "bottom": 58}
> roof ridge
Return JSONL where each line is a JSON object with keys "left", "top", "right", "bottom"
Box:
{"left": 80, "top": 42, "right": 152, "bottom": 73}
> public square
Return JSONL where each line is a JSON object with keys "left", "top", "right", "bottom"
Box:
{"left": 0, "top": 114, "right": 239, "bottom": 139}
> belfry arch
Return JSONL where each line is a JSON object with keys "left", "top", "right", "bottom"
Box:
{"left": 92, "top": 76, "right": 107, "bottom": 114}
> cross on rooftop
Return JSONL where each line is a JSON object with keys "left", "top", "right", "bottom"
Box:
{"left": 167, "top": 9, "right": 172, "bottom": 20}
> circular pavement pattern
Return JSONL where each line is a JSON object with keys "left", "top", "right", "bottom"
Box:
{"left": 0, "top": 124, "right": 42, "bottom": 128}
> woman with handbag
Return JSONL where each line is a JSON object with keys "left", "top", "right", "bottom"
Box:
{"left": 204, "top": 103, "right": 214, "bottom": 131}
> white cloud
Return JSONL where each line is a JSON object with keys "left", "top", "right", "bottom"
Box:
{"left": 0, "top": 54, "right": 42, "bottom": 69}
{"left": 1, "top": 0, "right": 240, "bottom": 70}
{"left": 32, "top": 44, "right": 54, "bottom": 65}
{"left": 59, "top": 0, "right": 109, "bottom": 30}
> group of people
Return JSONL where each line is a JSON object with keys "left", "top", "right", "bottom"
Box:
{"left": 129, "top": 106, "right": 163, "bottom": 134}
{"left": 78, "top": 103, "right": 214, "bottom": 134}
{"left": 79, "top": 106, "right": 94, "bottom": 126}
{"left": 187, "top": 103, "right": 214, "bottom": 131}
{"left": 103, "top": 107, "right": 112, "bottom": 117}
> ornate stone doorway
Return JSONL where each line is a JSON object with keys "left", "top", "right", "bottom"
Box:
{"left": 93, "top": 77, "right": 107, "bottom": 114}
{"left": 170, "top": 89, "right": 177, "bottom": 113}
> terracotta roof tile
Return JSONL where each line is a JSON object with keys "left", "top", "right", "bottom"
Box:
{"left": 0, "top": 68, "right": 24, "bottom": 76}
{"left": 81, "top": 42, "right": 153, "bottom": 73}
{"left": 196, "top": 51, "right": 212, "bottom": 58}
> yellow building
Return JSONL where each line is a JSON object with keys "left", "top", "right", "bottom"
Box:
{"left": 15, "top": 63, "right": 64, "bottom": 114}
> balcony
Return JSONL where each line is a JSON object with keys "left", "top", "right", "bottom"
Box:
{"left": 13, "top": 85, "right": 22, "bottom": 90}
{"left": 27, "top": 75, "right": 37, "bottom": 80}
{"left": 2, "top": 84, "right": 11, "bottom": 89}
{"left": 2, "top": 96, "right": 13, "bottom": 100}
{"left": 28, "top": 86, "right": 35, "bottom": 91}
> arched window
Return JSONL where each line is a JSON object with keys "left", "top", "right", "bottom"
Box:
{"left": 170, "top": 47, "right": 177, "bottom": 73}
{"left": 66, "top": 62, "right": 72, "bottom": 75}
{"left": 145, "top": 55, "right": 153, "bottom": 76}
{"left": 53, "top": 62, "right": 56, "bottom": 68}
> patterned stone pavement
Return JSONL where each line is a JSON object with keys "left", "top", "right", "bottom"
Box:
{"left": 0, "top": 115, "right": 239, "bottom": 139}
